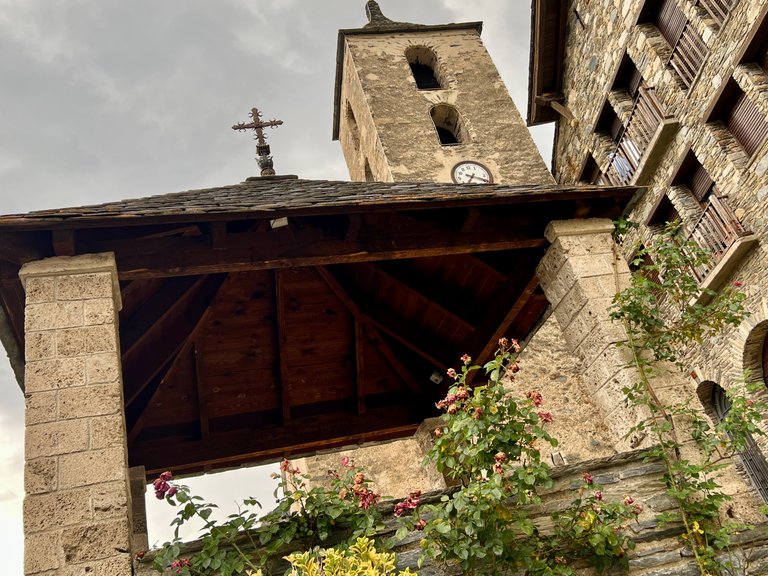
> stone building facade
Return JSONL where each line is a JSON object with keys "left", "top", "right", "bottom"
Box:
{"left": 529, "top": 0, "right": 768, "bottom": 503}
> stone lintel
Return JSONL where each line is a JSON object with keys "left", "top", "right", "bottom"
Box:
{"left": 20, "top": 252, "right": 122, "bottom": 311}
{"left": 544, "top": 218, "right": 615, "bottom": 243}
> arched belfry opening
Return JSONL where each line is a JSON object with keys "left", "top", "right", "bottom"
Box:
{"left": 405, "top": 46, "right": 441, "bottom": 89}
{"left": 430, "top": 104, "right": 465, "bottom": 145}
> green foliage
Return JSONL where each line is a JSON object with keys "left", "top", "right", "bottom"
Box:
{"left": 610, "top": 221, "right": 766, "bottom": 576}
{"left": 152, "top": 460, "right": 383, "bottom": 575}
{"left": 401, "top": 345, "right": 641, "bottom": 576}
{"left": 284, "top": 537, "right": 416, "bottom": 576}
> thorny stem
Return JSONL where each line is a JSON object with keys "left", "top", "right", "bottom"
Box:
{"left": 610, "top": 243, "right": 712, "bottom": 576}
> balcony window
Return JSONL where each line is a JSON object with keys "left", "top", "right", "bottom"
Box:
{"left": 740, "top": 12, "right": 768, "bottom": 72}
{"left": 595, "top": 75, "right": 669, "bottom": 185}
{"left": 640, "top": 0, "right": 708, "bottom": 88}
{"left": 696, "top": 0, "right": 737, "bottom": 28}
{"left": 709, "top": 79, "right": 768, "bottom": 157}
{"left": 672, "top": 150, "right": 750, "bottom": 281}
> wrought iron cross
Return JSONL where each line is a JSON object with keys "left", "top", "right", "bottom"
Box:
{"left": 232, "top": 107, "right": 283, "bottom": 176}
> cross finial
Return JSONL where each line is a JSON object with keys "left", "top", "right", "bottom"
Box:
{"left": 232, "top": 107, "right": 284, "bottom": 176}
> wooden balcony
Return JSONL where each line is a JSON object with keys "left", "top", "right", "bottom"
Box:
{"left": 602, "top": 86, "right": 674, "bottom": 185}
{"left": 669, "top": 20, "right": 708, "bottom": 88}
{"left": 688, "top": 195, "right": 754, "bottom": 283}
{"left": 697, "top": 0, "right": 736, "bottom": 27}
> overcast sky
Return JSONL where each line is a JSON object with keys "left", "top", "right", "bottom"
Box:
{"left": 0, "top": 0, "right": 553, "bottom": 568}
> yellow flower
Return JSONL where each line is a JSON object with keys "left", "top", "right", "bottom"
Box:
{"left": 691, "top": 521, "right": 704, "bottom": 535}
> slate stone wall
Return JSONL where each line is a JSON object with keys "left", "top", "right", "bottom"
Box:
{"left": 549, "top": 0, "right": 768, "bottom": 502}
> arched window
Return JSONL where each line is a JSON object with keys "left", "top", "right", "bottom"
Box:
{"left": 405, "top": 46, "right": 441, "bottom": 90}
{"left": 709, "top": 383, "right": 768, "bottom": 503}
{"left": 763, "top": 332, "right": 768, "bottom": 387}
{"left": 345, "top": 102, "right": 360, "bottom": 152}
{"left": 430, "top": 104, "right": 465, "bottom": 146}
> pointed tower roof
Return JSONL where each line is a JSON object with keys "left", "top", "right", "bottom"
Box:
{"left": 332, "top": 2, "right": 482, "bottom": 139}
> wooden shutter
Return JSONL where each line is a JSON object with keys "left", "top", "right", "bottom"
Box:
{"left": 726, "top": 89, "right": 768, "bottom": 157}
{"left": 688, "top": 161, "right": 715, "bottom": 203}
{"left": 656, "top": 0, "right": 686, "bottom": 46}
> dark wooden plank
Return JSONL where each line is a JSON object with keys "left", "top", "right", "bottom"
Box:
{"left": 274, "top": 269, "right": 292, "bottom": 425}
{"left": 355, "top": 320, "right": 366, "bottom": 415}
{"left": 51, "top": 230, "right": 76, "bottom": 256}
{"left": 194, "top": 345, "right": 210, "bottom": 439}
{"left": 316, "top": 266, "right": 425, "bottom": 397}
{"left": 85, "top": 221, "right": 548, "bottom": 280}
{"left": 131, "top": 405, "right": 422, "bottom": 474}
{"left": 122, "top": 274, "right": 226, "bottom": 407}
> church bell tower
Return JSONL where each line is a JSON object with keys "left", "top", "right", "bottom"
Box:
{"left": 333, "top": 1, "right": 553, "bottom": 185}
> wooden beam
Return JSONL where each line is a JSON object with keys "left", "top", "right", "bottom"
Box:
{"left": 51, "top": 230, "right": 76, "bottom": 256}
{"left": 274, "top": 269, "right": 292, "bottom": 425}
{"left": 463, "top": 274, "right": 541, "bottom": 386}
{"left": 194, "top": 345, "right": 210, "bottom": 439}
{"left": 207, "top": 222, "right": 227, "bottom": 250}
{"left": 358, "top": 262, "right": 475, "bottom": 333}
{"left": 123, "top": 274, "right": 226, "bottom": 407}
{"left": 84, "top": 221, "right": 547, "bottom": 280}
{"left": 355, "top": 320, "right": 366, "bottom": 415}
{"left": 131, "top": 405, "right": 421, "bottom": 474}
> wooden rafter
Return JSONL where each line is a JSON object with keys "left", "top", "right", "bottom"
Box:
{"left": 316, "top": 266, "right": 426, "bottom": 397}
{"left": 123, "top": 274, "right": 226, "bottom": 407}
{"left": 358, "top": 262, "right": 475, "bottom": 332}
{"left": 463, "top": 274, "right": 542, "bottom": 386}
{"left": 126, "top": 275, "right": 231, "bottom": 439}
{"left": 355, "top": 320, "right": 365, "bottom": 415}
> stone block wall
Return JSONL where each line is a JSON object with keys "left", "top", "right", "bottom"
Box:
{"left": 338, "top": 27, "right": 554, "bottom": 185}
{"left": 20, "top": 253, "right": 136, "bottom": 575}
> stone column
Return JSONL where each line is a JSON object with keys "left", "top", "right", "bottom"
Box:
{"left": 21, "top": 253, "right": 134, "bottom": 575}
{"left": 536, "top": 219, "right": 644, "bottom": 451}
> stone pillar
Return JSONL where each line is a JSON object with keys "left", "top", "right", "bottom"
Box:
{"left": 536, "top": 219, "right": 644, "bottom": 451}
{"left": 129, "top": 466, "right": 149, "bottom": 554}
{"left": 21, "top": 253, "right": 134, "bottom": 575}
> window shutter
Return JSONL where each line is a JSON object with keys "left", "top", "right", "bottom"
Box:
{"left": 726, "top": 90, "right": 768, "bottom": 157}
{"left": 657, "top": 0, "right": 686, "bottom": 46}
{"left": 688, "top": 162, "right": 715, "bottom": 203}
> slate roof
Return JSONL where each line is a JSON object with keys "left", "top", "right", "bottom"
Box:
{"left": 0, "top": 176, "right": 637, "bottom": 230}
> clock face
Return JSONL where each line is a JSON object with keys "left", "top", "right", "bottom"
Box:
{"left": 451, "top": 161, "right": 493, "bottom": 184}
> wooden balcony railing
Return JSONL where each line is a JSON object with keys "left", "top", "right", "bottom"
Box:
{"left": 668, "top": 21, "right": 708, "bottom": 88}
{"left": 602, "top": 86, "right": 668, "bottom": 185}
{"left": 687, "top": 195, "right": 750, "bottom": 281}
{"left": 697, "top": 0, "right": 736, "bottom": 27}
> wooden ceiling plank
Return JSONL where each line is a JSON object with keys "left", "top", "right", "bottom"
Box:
{"left": 119, "top": 278, "right": 166, "bottom": 323}
{"left": 194, "top": 345, "right": 210, "bottom": 439}
{"left": 127, "top": 274, "right": 232, "bottom": 439}
{"left": 359, "top": 262, "right": 476, "bottom": 332}
{"left": 274, "top": 269, "right": 292, "bottom": 425}
{"left": 463, "top": 274, "right": 541, "bottom": 386}
{"left": 355, "top": 320, "right": 366, "bottom": 415}
{"left": 123, "top": 274, "right": 226, "bottom": 407}
{"left": 316, "top": 266, "right": 425, "bottom": 397}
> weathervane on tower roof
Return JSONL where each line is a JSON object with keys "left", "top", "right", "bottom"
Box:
{"left": 232, "top": 107, "right": 283, "bottom": 176}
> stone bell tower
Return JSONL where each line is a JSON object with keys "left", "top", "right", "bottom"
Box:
{"left": 333, "top": 1, "right": 554, "bottom": 185}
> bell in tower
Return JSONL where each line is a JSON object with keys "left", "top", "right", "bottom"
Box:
{"left": 332, "top": 1, "right": 554, "bottom": 185}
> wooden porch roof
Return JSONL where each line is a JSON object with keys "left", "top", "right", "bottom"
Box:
{"left": 0, "top": 177, "right": 635, "bottom": 474}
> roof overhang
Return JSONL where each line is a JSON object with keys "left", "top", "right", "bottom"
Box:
{"left": 0, "top": 179, "right": 637, "bottom": 474}
{"left": 332, "top": 21, "right": 483, "bottom": 140}
{"left": 527, "top": 0, "right": 568, "bottom": 126}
